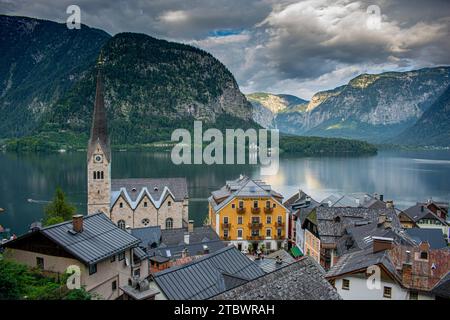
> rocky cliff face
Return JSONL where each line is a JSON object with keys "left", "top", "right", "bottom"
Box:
{"left": 0, "top": 15, "right": 110, "bottom": 137}
{"left": 274, "top": 67, "right": 450, "bottom": 142}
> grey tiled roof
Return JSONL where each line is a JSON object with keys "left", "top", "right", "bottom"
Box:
{"left": 320, "top": 193, "right": 384, "bottom": 208}
{"left": 403, "top": 203, "right": 449, "bottom": 225}
{"left": 431, "top": 271, "right": 450, "bottom": 299}
{"left": 211, "top": 256, "right": 342, "bottom": 300}
{"left": 313, "top": 207, "right": 400, "bottom": 244}
{"left": 405, "top": 228, "right": 447, "bottom": 249}
{"left": 7, "top": 213, "right": 140, "bottom": 265}
{"left": 131, "top": 226, "right": 161, "bottom": 249}
{"left": 145, "top": 226, "right": 226, "bottom": 259}
{"left": 152, "top": 246, "right": 266, "bottom": 300}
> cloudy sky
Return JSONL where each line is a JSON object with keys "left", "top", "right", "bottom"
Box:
{"left": 2, "top": 0, "right": 450, "bottom": 99}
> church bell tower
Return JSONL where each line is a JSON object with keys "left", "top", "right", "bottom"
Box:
{"left": 87, "top": 54, "right": 111, "bottom": 216}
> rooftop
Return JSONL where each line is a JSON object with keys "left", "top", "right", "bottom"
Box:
{"left": 211, "top": 256, "right": 341, "bottom": 300}
{"left": 405, "top": 228, "right": 447, "bottom": 249}
{"left": 152, "top": 246, "right": 266, "bottom": 300}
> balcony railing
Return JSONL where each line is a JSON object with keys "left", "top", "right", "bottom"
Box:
{"left": 251, "top": 207, "right": 261, "bottom": 214}
{"left": 264, "top": 207, "right": 273, "bottom": 214}
{"left": 247, "top": 235, "right": 263, "bottom": 240}
{"left": 236, "top": 207, "right": 246, "bottom": 214}
{"left": 248, "top": 222, "right": 263, "bottom": 229}
{"left": 221, "top": 223, "right": 231, "bottom": 229}
{"left": 275, "top": 222, "right": 285, "bottom": 228}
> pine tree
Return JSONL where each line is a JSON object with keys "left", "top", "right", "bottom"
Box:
{"left": 43, "top": 187, "right": 76, "bottom": 226}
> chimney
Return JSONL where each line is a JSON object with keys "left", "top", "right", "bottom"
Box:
{"left": 184, "top": 232, "right": 190, "bottom": 245}
{"left": 72, "top": 215, "right": 83, "bottom": 233}
{"left": 402, "top": 262, "right": 412, "bottom": 287}
{"left": 181, "top": 247, "right": 188, "bottom": 258}
{"left": 379, "top": 194, "right": 384, "bottom": 202}
{"left": 420, "top": 205, "right": 424, "bottom": 212}
{"left": 377, "top": 213, "right": 387, "bottom": 226}
{"left": 372, "top": 236, "right": 394, "bottom": 253}
{"left": 386, "top": 200, "right": 394, "bottom": 209}
{"left": 188, "top": 220, "right": 194, "bottom": 233}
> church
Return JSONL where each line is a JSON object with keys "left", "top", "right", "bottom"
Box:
{"left": 86, "top": 59, "right": 189, "bottom": 230}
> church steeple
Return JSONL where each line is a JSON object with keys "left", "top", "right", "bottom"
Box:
{"left": 87, "top": 52, "right": 110, "bottom": 162}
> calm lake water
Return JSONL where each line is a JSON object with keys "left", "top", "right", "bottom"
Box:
{"left": 1, "top": 150, "right": 450, "bottom": 235}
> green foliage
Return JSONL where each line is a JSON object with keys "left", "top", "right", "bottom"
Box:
{"left": 43, "top": 187, "right": 76, "bottom": 226}
{"left": 0, "top": 257, "right": 91, "bottom": 300}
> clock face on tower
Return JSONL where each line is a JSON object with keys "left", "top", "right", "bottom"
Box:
{"left": 94, "top": 154, "right": 103, "bottom": 163}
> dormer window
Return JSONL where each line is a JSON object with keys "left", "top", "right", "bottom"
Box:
{"left": 131, "top": 188, "right": 137, "bottom": 192}
{"left": 420, "top": 251, "right": 428, "bottom": 260}
{"left": 154, "top": 186, "right": 158, "bottom": 191}
{"left": 144, "top": 201, "right": 148, "bottom": 207}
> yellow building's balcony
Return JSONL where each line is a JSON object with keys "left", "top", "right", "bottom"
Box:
{"left": 247, "top": 235, "right": 264, "bottom": 240}
{"left": 251, "top": 207, "right": 261, "bottom": 214}
{"left": 248, "top": 222, "right": 263, "bottom": 229}
{"left": 275, "top": 222, "right": 285, "bottom": 228}
{"left": 264, "top": 207, "right": 273, "bottom": 214}
{"left": 221, "top": 223, "right": 231, "bottom": 229}
{"left": 236, "top": 207, "right": 246, "bottom": 214}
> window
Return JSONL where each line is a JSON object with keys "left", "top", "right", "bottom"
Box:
{"left": 224, "top": 229, "right": 229, "bottom": 238}
{"left": 118, "top": 220, "right": 126, "bottom": 230}
{"left": 100, "top": 171, "right": 104, "bottom": 179}
{"left": 166, "top": 218, "right": 173, "bottom": 229}
{"left": 266, "top": 228, "right": 272, "bottom": 237}
{"left": 112, "top": 281, "right": 117, "bottom": 291}
{"left": 134, "top": 268, "right": 140, "bottom": 277}
{"left": 273, "top": 203, "right": 277, "bottom": 208}
{"left": 383, "top": 286, "right": 392, "bottom": 298}
{"left": 253, "top": 200, "right": 258, "bottom": 208}
{"left": 252, "top": 216, "right": 260, "bottom": 223}
{"left": 110, "top": 255, "right": 116, "bottom": 263}
{"left": 231, "top": 203, "right": 235, "bottom": 209}
{"left": 409, "top": 291, "right": 418, "bottom": 300}
{"left": 265, "top": 242, "right": 272, "bottom": 250}
{"left": 237, "top": 216, "right": 243, "bottom": 225}
{"left": 277, "top": 228, "right": 282, "bottom": 237}
{"left": 266, "top": 201, "right": 271, "bottom": 208}
{"left": 277, "top": 216, "right": 282, "bottom": 224}
{"left": 266, "top": 216, "right": 272, "bottom": 224}
{"left": 89, "top": 264, "right": 97, "bottom": 275}
{"left": 93, "top": 171, "right": 97, "bottom": 180}
{"left": 142, "top": 218, "right": 150, "bottom": 226}
{"left": 237, "top": 229, "right": 243, "bottom": 238}
{"left": 144, "top": 201, "right": 148, "bottom": 207}
{"left": 420, "top": 251, "right": 428, "bottom": 260}
{"left": 36, "top": 257, "right": 44, "bottom": 270}
{"left": 119, "top": 251, "right": 125, "bottom": 261}
{"left": 342, "top": 279, "right": 350, "bottom": 290}
{"left": 223, "top": 216, "right": 229, "bottom": 224}
{"left": 251, "top": 229, "right": 259, "bottom": 237}
{"left": 119, "top": 202, "right": 123, "bottom": 208}
{"left": 238, "top": 201, "right": 244, "bottom": 208}
{"left": 168, "top": 200, "right": 172, "bottom": 207}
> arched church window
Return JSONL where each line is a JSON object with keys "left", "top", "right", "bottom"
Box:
{"left": 119, "top": 202, "right": 123, "bottom": 208}
{"left": 166, "top": 218, "right": 173, "bottom": 230}
{"left": 142, "top": 218, "right": 150, "bottom": 226}
{"left": 118, "top": 220, "right": 126, "bottom": 230}
{"left": 168, "top": 200, "right": 172, "bottom": 207}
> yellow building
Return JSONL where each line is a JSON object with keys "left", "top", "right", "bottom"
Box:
{"left": 208, "top": 175, "right": 289, "bottom": 252}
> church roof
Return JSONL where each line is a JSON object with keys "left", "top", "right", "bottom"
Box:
{"left": 87, "top": 66, "right": 110, "bottom": 162}
{"left": 110, "top": 177, "right": 188, "bottom": 209}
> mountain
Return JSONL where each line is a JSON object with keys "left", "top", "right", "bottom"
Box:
{"left": 394, "top": 85, "right": 450, "bottom": 147}
{"left": 273, "top": 67, "right": 450, "bottom": 143}
{"left": 246, "top": 92, "right": 308, "bottom": 128}
{"left": 0, "top": 15, "right": 110, "bottom": 137}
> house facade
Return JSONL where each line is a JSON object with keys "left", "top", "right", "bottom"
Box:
{"left": 208, "top": 176, "right": 289, "bottom": 252}
{"left": 2, "top": 214, "right": 150, "bottom": 300}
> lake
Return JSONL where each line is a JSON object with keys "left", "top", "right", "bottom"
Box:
{"left": 1, "top": 150, "right": 450, "bottom": 235}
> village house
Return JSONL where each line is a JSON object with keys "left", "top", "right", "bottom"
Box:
{"left": 148, "top": 246, "right": 266, "bottom": 300}
{"left": 1, "top": 214, "right": 152, "bottom": 300}
{"left": 86, "top": 60, "right": 188, "bottom": 230}
{"left": 403, "top": 203, "right": 449, "bottom": 241}
{"left": 321, "top": 193, "right": 387, "bottom": 209}
{"left": 326, "top": 239, "right": 450, "bottom": 300}
{"left": 208, "top": 175, "right": 289, "bottom": 253}
{"left": 131, "top": 221, "right": 226, "bottom": 273}
{"left": 302, "top": 207, "right": 401, "bottom": 269}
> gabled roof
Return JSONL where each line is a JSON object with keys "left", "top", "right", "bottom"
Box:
{"left": 211, "top": 256, "right": 341, "bottom": 300}
{"left": 110, "top": 177, "right": 188, "bottom": 210}
{"left": 431, "top": 271, "right": 450, "bottom": 299}
{"left": 209, "top": 176, "right": 284, "bottom": 214}
{"left": 131, "top": 226, "right": 161, "bottom": 249}
{"left": 321, "top": 193, "right": 385, "bottom": 209}
{"left": 87, "top": 67, "right": 110, "bottom": 162}
{"left": 403, "top": 203, "right": 448, "bottom": 225}
{"left": 3, "top": 213, "right": 140, "bottom": 265}
{"left": 152, "top": 246, "right": 265, "bottom": 300}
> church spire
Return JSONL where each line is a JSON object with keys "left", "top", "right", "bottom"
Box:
{"left": 87, "top": 52, "right": 110, "bottom": 162}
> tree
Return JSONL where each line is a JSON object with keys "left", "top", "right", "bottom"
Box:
{"left": 43, "top": 187, "right": 76, "bottom": 226}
